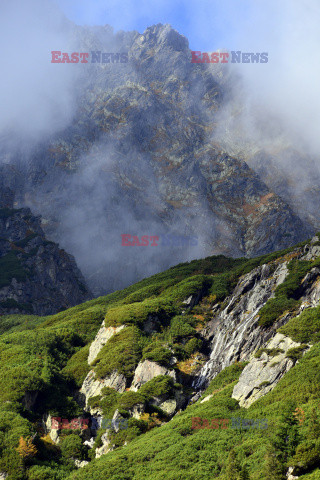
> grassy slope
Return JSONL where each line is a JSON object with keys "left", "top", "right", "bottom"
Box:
{"left": 0, "top": 243, "right": 315, "bottom": 479}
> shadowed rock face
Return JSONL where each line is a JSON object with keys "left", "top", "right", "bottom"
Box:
{"left": 1, "top": 23, "right": 312, "bottom": 295}
{"left": 0, "top": 188, "right": 91, "bottom": 315}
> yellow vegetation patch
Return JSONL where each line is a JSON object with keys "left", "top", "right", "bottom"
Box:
{"left": 176, "top": 352, "right": 205, "bottom": 375}
{"left": 140, "top": 413, "right": 162, "bottom": 430}
{"left": 40, "top": 434, "right": 56, "bottom": 445}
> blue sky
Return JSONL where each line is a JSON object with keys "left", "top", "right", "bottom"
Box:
{"left": 53, "top": 0, "right": 256, "bottom": 51}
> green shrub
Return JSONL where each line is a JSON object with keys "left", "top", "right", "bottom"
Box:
{"left": 0, "top": 314, "right": 42, "bottom": 335}
{"left": 159, "top": 275, "right": 212, "bottom": 304}
{"left": 105, "top": 298, "right": 177, "bottom": 328}
{"left": 127, "top": 418, "right": 148, "bottom": 433}
{"left": 286, "top": 345, "right": 308, "bottom": 361}
{"left": 279, "top": 306, "right": 320, "bottom": 344}
{"left": 27, "top": 465, "right": 58, "bottom": 480}
{"left": 291, "top": 440, "right": 320, "bottom": 473}
{"left": 120, "top": 284, "right": 165, "bottom": 304}
{"left": 62, "top": 345, "right": 91, "bottom": 387}
{"left": 139, "top": 376, "right": 175, "bottom": 399}
{"left": 258, "top": 296, "right": 297, "bottom": 327}
{"left": 169, "top": 315, "right": 196, "bottom": 340}
{"left": 118, "top": 391, "right": 145, "bottom": 410}
{"left": 142, "top": 343, "right": 172, "bottom": 367}
{"left": 209, "top": 272, "right": 234, "bottom": 302}
{"left": 254, "top": 348, "right": 284, "bottom": 358}
{"left": 41, "top": 305, "right": 106, "bottom": 343}
{"left": 92, "top": 326, "right": 142, "bottom": 379}
{"left": 108, "top": 425, "right": 144, "bottom": 448}
{"left": 184, "top": 337, "right": 202, "bottom": 356}
{"left": 89, "top": 387, "right": 121, "bottom": 418}
{"left": 60, "top": 434, "right": 86, "bottom": 460}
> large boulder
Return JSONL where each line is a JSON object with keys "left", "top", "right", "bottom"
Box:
{"left": 80, "top": 370, "right": 127, "bottom": 411}
{"left": 232, "top": 333, "right": 308, "bottom": 407}
{"left": 130, "top": 359, "right": 176, "bottom": 391}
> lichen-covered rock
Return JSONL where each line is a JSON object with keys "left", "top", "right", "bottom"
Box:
{"left": 95, "top": 409, "right": 129, "bottom": 458}
{"left": 84, "top": 438, "right": 95, "bottom": 449}
{"left": 80, "top": 320, "right": 128, "bottom": 412}
{"left": 129, "top": 403, "right": 145, "bottom": 419}
{"left": 130, "top": 359, "right": 176, "bottom": 391}
{"left": 200, "top": 394, "right": 213, "bottom": 404}
{"left": 94, "top": 410, "right": 124, "bottom": 458}
{"left": 74, "top": 460, "right": 89, "bottom": 469}
{"left": 158, "top": 398, "right": 177, "bottom": 416}
{"left": 232, "top": 333, "right": 306, "bottom": 407}
{"left": 43, "top": 414, "right": 60, "bottom": 444}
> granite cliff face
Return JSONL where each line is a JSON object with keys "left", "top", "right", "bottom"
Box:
{"left": 0, "top": 190, "right": 91, "bottom": 315}
{"left": 1, "top": 23, "right": 311, "bottom": 295}
{"left": 192, "top": 261, "right": 290, "bottom": 390}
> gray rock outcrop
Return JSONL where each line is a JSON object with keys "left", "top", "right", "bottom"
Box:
{"left": 94, "top": 410, "right": 125, "bottom": 458}
{"left": 88, "top": 324, "right": 125, "bottom": 365}
{"left": 130, "top": 359, "right": 176, "bottom": 391}
{"left": 74, "top": 460, "right": 89, "bottom": 469}
{"left": 232, "top": 333, "right": 306, "bottom": 407}
{"left": 193, "top": 261, "right": 289, "bottom": 389}
{"left": 80, "top": 370, "right": 127, "bottom": 410}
